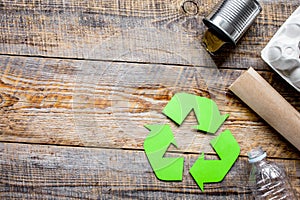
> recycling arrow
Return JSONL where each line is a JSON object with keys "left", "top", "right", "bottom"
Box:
{"left": 162, "top": 93, "right": 229, "bottom": 134}
{"left": 143, "top": 92, "right": 240, "bottom": 191}
{"left": 144, "top": 124, "right": 184, "bottom": 181}
{"left": 189, "top": 130, "right": 240, "bottom": 191}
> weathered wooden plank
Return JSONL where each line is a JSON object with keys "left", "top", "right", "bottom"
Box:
{"left": 0, "top": 55, "right": 299, "bottom": 158}
{"left": 0, "top": 0, "right": 299, "bottom": 69}
{"left": 0, "top": 142, "right": 299, "bottom": 199}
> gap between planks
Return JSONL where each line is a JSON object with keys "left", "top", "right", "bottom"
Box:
{"left": 0, "top": 53, "right": 272, "bottom": 71}
{"left": 1, "top": 141, "right": 299, "bottom": 162}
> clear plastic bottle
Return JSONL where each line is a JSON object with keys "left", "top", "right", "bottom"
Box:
{"left": 248, "top": 147, "right": 297, "bottom": 200}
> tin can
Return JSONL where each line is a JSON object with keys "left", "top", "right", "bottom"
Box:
{"left": 203, "top": 0, "right": 262, "bottom": 45}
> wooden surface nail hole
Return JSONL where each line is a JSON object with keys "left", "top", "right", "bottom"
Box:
{"left": 182, "top": 1, "right": 199, "bottom": 15}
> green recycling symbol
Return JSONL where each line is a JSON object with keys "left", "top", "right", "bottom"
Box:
{"left": 144, "top": 93, "right": 240, "bottom": 191}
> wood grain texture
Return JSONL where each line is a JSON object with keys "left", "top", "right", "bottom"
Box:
{"left": 1, "top": 142, "right": 299, "bottom": 199}
{"left": 0, "top": 55, "right": 299, "bottom": 159}
{"left": 1, "top": 1, "right": 300, "bottom": 198}
{"left": 0, "top": 0, "right": 299, "bottom": 69}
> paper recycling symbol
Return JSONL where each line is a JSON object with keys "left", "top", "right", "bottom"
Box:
{"left": 144, "top": 93, "right": 240, "bottom": 191}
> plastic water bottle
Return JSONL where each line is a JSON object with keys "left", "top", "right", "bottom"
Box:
{"left": 248, "top": 147, "right": 297, "bottom": 200}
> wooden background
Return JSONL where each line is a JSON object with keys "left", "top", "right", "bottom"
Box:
{"left": 0, "top": 0, "right": 299, "bottom": 199}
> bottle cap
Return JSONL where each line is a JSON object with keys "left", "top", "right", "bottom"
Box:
{"left": 248, "top": 147, "right": 267, "bottom": 163}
